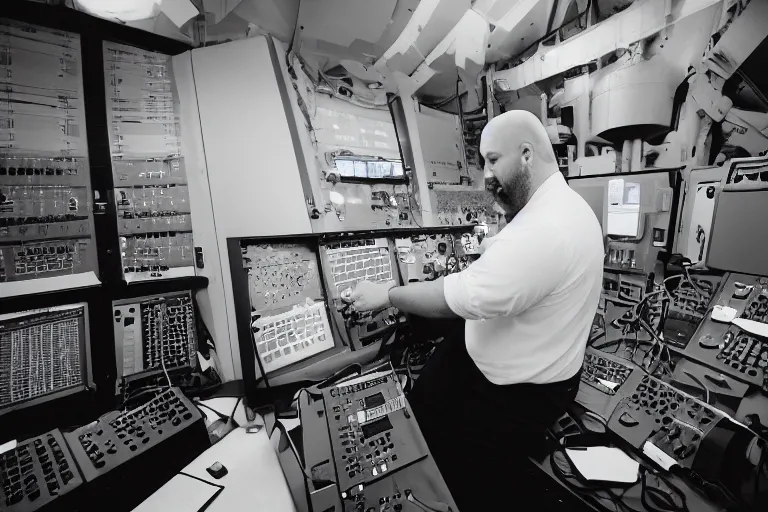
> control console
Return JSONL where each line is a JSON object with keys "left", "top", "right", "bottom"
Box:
{"left": 0, "top": 430, "right": 82, "bottom": 512}
{"left": 580, "top": 351, "right": 633, "bottom": 395}
{"left": 299, "top": 366, "right": 458, "bottom": 512}
{"left": 64, "top": 387, "right": 204, "bottom": 481}
{"left": 609, "top": 375, "right": 721, "bottom": 468}
{"left": 325, "top": 370, "right": 426, "bottom": 492}
{"left": 684, "top": 274, "right": 768, "bottom": 391}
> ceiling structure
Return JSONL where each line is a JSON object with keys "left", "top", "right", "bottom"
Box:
{"left": 60, "top": 0, "right": 747, "bottom": 110}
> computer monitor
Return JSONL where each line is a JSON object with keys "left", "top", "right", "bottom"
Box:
{"left": 228, "top": 234, "right": 404, "bottom": 398}
{"left": 318, "top": 235, "right": 403, "bottom": 352}
{"left": 0, "top": 303, "right": 92, "bottom": 415}
{"left": 113, "top": 291, "right": 198, "bottom": 392}
{"left": 707, "top": 156, "right": 768, "bottom": 275}
{"left": 568, "top": 170, "right": 680, "bottom": 275}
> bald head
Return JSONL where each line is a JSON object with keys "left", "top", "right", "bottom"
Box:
{"left": 480, "top": 110, "right": 558, "bottom": 220}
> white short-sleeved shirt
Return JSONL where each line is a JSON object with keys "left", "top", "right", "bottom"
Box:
{"left": 444, "top": 172, "right": 604, "bottom": 385}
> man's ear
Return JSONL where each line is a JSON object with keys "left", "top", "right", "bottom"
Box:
{"left": 520, "top": 143, "right": 533, "bottom": 167}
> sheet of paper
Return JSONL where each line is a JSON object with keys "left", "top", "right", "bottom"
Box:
{"left": 643, "top": 441, "right": 678, "bottom": 471}
{"left": 597, "top": 379, "right": 620, "bottom": 390}
{"left": 565, "top": 446, "right": 639, "bottom": 483}
{"left": 133, "top": 473, "right": 222, "bottom": 512}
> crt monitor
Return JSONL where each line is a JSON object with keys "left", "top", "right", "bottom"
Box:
{"left": 228, "top": 234, "right": 404, "bottom": 395}
{"left": 0, "top": 303, "right": 92, "bottom": 415}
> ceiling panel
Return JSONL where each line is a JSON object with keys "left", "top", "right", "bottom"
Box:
{"left": 298, "top": 0, "right": 397, "bottom": 48}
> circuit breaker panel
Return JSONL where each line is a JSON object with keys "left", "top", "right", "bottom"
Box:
{"left": 0, "top": 19, "right": 97, "bottom": 287}
{"left": 103, "top": 42, "right": 194, "bottom": 282}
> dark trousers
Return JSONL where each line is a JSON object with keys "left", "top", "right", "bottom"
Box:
{"left": 408, "top": 326, "right": 581, "bottom": 511}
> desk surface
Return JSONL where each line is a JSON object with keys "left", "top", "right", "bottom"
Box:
{"left": 134, "top": 399, "right": 297, "bottom": 512}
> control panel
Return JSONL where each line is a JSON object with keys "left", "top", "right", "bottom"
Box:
{"left": 663, "top": 273, "right": 723, "bottom": 348}
{"left": 242, "top": 242, "right": 334, "bottom": 374}
{"left": 684, "top": 274, "right": 768, "bottom": 391}
{"left": 113, "top": 292, "right": 198, "bottom": 382}
{"left": 64, "top": 388, "right": 202, "bottom": 481}
{"left": 580, "top": 351, "right": 633, "bottom": 396}
{"left": 321, "top": 238, "right": 403, "bottom": 350}
{"left": 323, "top": 370, "right": 428, "bottom": 495}
{"left": 394, "top": 231, "right": 481, "bottom": 284}
{"left": 0, "top": 429, "right": 83, "bottom": 512}
{"left": 609, "top": 375, "right": 722, "bottom": 468}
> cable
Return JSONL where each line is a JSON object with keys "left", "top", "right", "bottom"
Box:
{"left": 159, "top": 302, "right": 172, "bottom": 390}
{"left": 285, "top": 0, "right": 302, "bottom": 73}
{"left": 407, "top": 177, "right": 424, "bottom": 228}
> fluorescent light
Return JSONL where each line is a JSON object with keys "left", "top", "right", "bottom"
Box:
{"left": 76, "top": 0, "right": 161, "bottom": 22}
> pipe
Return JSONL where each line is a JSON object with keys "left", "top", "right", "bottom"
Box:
{"left": 631, "top": 138, "right": 643, "bottom": 172}
{"left": 621, "top": 140, "right": 632, "bottom": 173}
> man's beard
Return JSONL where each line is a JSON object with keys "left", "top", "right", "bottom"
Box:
{"left": 485, "top": 165, "right": 532, "bottom": 222}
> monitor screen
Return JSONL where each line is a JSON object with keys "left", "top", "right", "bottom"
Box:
{"left": 320, "top": 238, "right": 394, "bottom": 297}
{"left": 606, "top": 178, "right": 641, "bottom": 237}
{"left": 242, "top": 242, "right": 334, "bottom": 374}
{"left": 0, "top": 304, "right": 91, "bottom": 414}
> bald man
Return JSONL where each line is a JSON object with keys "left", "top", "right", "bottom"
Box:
{"left": 346, "top": 110, "right": 603, "bottom": 507}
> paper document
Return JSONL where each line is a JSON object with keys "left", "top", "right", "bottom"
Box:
{"left": 133, "top": 473, "right": 223, "bottom": 512}
{"left": 643, "top": 441, "right": 678, "bottom": 471}
{"left": 565, "top": 446, "right": 639, "bottom": 483}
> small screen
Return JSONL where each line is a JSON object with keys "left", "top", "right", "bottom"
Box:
{"left": 361, "top": 416, "right": 393, "bottom": 439}
{"left": 364, "top": 392, "right": 386, "bottom": 409}
{"left": 607, "top": 179, "right": 641, "bottom": 237}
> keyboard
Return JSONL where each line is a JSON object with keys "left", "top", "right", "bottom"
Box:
{"left": 252, "top": 301, "right": 334, "bottom": 373}
{"left": 580, "top": 352, "right": 632, "bottom": 395}
{"left": 0, "top": 429, "right": 83, "bottom": 511}
{"left": 325, "top": 239, "right": 392, "bottom": 295}
{"left": 716, "top": 331, "right": 768, "bottom": 392}
{"left": 65, "top": 388, "right": 202, "bottom": 482}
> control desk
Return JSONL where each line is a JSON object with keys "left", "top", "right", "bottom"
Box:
{"left": 575, "top": 271, "right": 768, "bottom": 511}
{"left": 298, "top": 365, "right": 457, "bottom": 512}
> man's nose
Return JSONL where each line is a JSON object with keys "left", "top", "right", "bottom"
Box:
{"left": 484, "top": 167, "right": 494, "bottom": 180}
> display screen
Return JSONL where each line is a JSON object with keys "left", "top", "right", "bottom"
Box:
{"left": 607, "top": 179, "right": 641, "bottom": 237}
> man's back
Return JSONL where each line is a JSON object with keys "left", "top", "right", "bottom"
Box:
{"left": 443, "top": 172, "right": 604, "bottom": 384}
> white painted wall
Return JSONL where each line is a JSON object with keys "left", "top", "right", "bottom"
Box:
{"left": 175, "top": 36, "right": 313, "bottom": 381}
{"left": 172, "top": 54, "right": 236, "bottom": 380}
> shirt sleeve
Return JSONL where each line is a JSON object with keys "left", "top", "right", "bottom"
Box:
{"left": 443, "top": 228, "right": 567, "bottom": 321}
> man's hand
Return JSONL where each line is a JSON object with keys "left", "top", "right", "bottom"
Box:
{"left": 343, "top": 280, "right": 397, "bottom": 312}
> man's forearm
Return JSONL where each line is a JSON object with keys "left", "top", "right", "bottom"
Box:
{"left": 387, "top": 277, "right": 458, "bottom": 318}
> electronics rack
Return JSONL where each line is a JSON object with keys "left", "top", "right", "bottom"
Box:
{"left": 103, "top": 42, "right": 195, "bottom": 283}
{"left": 0, "top": 19, "right": 98, "bottom": 287}
{"left": 1, "top": 1, "right": 207, "bottom": 465}
{"left": 112, "top": 291, "right": 199, "bottom": 393}
{"left": 228, "top": 226, "right": 479, "bottom": 406}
